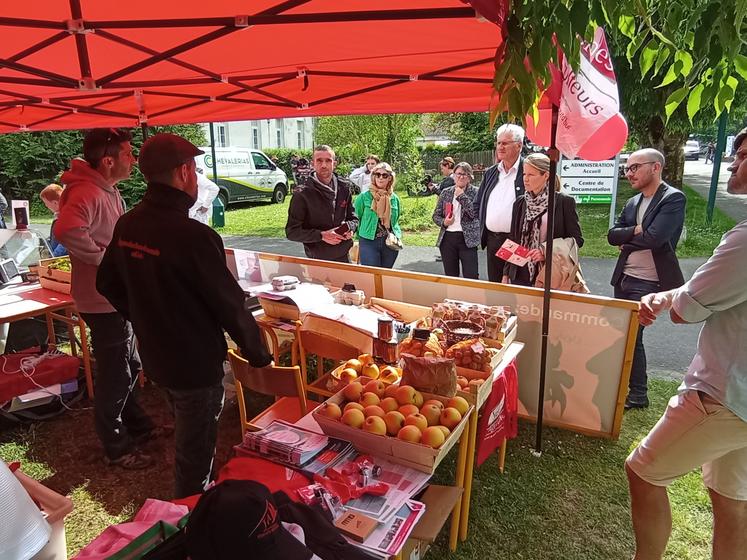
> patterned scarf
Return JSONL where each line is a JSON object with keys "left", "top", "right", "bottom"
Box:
{"left": 520, "top": 185, "right": 549, "bottom": 283}
{"left": 371, "top": 183, "right": 393, "bottom": 229}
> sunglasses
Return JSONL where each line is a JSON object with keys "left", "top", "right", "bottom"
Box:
{"left": 373, "top": 172, "right": 391, "bottom": 179}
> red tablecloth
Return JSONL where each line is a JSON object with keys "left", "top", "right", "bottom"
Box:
{"left": 476, "top": 358, "right": 519, "bottom": 466}
{"left": 0, "top": 351, "right": 79, "bottom": 403}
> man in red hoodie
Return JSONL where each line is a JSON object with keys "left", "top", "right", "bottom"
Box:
{"left": 55, "top": 128, "right": 155, "bottom": 470}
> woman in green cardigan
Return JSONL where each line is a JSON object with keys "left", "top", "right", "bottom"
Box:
{"left": 353, "top": 162, "right": 402, "bottom": 268}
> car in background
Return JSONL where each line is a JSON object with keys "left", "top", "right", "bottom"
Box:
{"left": 195, "top": 147, "right": 289, "bottom": 206}
{"left": 683, "top": 140, "right": 700, "bottom": 160}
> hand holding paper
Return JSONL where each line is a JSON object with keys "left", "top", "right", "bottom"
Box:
{"left": 496, "top": 239, "right": 531, "bottom": 266}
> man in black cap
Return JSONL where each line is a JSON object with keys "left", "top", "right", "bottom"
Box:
{"left": 97, "top": 133, "right": 273, "bottom": 498}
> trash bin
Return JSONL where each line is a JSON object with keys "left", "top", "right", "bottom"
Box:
{"left": 212, "top": 196, "right": 225, "bottom": 228}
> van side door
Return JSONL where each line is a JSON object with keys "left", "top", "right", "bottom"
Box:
{"left": 251, "top": 151, "right": 275, "bottom": 195}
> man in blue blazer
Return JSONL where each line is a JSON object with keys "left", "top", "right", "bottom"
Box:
{"left": 608, "top": 148, "right": 686, "bottom": 409}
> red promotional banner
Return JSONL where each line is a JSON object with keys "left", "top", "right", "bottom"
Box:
{"left": 476, "top": 360, "right": 518, "bottom": 466}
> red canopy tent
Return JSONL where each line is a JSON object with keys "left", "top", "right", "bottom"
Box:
{"left": 0, "top": 1, "right": 503, "bottom": 133}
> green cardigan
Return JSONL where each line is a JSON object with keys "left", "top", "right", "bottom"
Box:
{"left": 354, "top": 191, "right": 402, "bottom": 240}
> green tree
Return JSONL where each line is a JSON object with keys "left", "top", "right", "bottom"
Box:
{"left": 315, "top": 114, "right": 423, "bottom": 190}
{"left": 433, "top": 113, "right": 497, "bottom": 152}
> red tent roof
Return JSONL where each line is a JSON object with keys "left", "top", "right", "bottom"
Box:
{"left": 0, "top": 1, "right": 502, "bottom": 133}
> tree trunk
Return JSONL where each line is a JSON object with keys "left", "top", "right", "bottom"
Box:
{"left": 646, "top": 115, "right": 687, "bottom": 187}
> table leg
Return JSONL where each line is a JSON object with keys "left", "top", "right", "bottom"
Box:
{"left": 448, "top": 420, "right": 469, "bottom": 552}
{"left": 498, "top": 438, "right": 507, "bottom": 474}
{"left": 64, "top": 308, "right": 78, "bottom": 358}
{"left": 458, "top": 406, "right": 479, "bottom": 541}
{"left": 78, "top": 316, "right": 94, "bottom": 399}
{"left": 45, "top": 311, "right": 56, "bottom": 351}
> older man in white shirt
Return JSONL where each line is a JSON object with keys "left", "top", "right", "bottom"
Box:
{"left": 475, "top": 124, "right": 526, "bottom": 282}
{"left": 189, "top": 168, "right": 220, "bottom": 225}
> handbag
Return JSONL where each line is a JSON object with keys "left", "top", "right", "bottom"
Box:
{"left": 385, "top": 230, "right": 403, "bottom": 251}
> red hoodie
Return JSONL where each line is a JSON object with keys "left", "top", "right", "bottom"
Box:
{"left": 54, "top": 158, "right": 126, "bottom": 313}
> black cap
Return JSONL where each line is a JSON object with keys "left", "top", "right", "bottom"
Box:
{"left": 138, "top": 133, "right": 204, "bottom": 178}
{"left": 185, "top": 480, "right": 312, "bottom": 560}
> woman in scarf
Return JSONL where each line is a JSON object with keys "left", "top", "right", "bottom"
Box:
{"left": 353, "top": 162, "right": 402, "bottom": 268}
{"left": 432, "top": 162, "right": 480, "bottom": 279}
{"left": 502, "top": 153, "right": 584, "bottom": 286}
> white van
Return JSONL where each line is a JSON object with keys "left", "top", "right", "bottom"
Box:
{"left": 195, "top": 147, "right": 289, "bottom": 205}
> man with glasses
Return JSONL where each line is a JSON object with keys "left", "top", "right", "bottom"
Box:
{"left": 608, "top": 148, "right": 686, "bottom": 409}
{"left": 55, "top": 128, "right": 156, "bottom": 470}
{"left": 286, "top": 145, "right": 358, "bottom": 262}
{"left": 624, "top": 128, "right": 747, "bottom": 560}
{"left": 476, "top": 124, "right": 526, "bottom": 282}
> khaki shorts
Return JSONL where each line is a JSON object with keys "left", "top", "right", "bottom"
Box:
{"left": 626, "top": 390, "right": 747, "bottom": 501}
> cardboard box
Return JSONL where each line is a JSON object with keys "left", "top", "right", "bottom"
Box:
{"left": 368, "top": 297, "right": 429, "bottom": 324}
{"left": 313, "top": 390, "right": 472, "bottom": 474}
{"left": 258, "top": 297, "right": 301, "bottom": 321}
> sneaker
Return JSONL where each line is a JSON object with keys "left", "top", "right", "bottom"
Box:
{"left": 132, "top": 425, "right": 174, "bottom": 446}
{"left": 105, "top": 450, "right": 153, "bottom": 470}
{"left": 624, "top": 396, "right": 649, "bottom": 410}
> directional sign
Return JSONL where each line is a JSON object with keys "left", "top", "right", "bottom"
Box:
{"left": 562, "top": 176, "right": 615, "bottom": 202}
{"left": 560, "top": 159, "right": 616, "bottom": 177}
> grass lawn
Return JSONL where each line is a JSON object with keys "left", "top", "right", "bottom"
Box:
{"left": 0, "top": 378, "right": 712, "bottom": 559}
{"left": 213, "top": 182, "right": 734, "bottom": 258}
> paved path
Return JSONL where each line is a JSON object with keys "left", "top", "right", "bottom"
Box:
{"left": 224, "top": 234, "right": 705, "bottom": 379}
{"left": 683, "top": 160, "right": 747, "bottom": 223}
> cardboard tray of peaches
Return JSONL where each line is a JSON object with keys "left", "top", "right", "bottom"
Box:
{"left": 313, "top": 380, "right": 473, "bottom": 474}
{"left": 309, "top": 354, "right": 403, "bottom": 396}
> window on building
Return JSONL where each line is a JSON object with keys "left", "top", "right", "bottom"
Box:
{"left": 276, "top": 128, "right": 283, "bottom": 148}
{"left": 216, "top": 124, "right": 227, "bottom": 147}
{"left": 297, "top": 120, "right": 306, "bottom": 149}
{"left": 252, "top": 128, "right": 259, "bottom": 149}
{"left": 297, "top": 131, "right": 302, "bottom": 148}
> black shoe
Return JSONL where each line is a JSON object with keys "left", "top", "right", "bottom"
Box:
{"left": 624, "top": 397, "right": 649, "bottom": 410}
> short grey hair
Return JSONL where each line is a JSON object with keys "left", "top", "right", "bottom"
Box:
{"left": 454, "top": 161, "right": 474, "bottom": 180}
{"left": 632, "top": 148, "right": 665, "bottom": 168}
{"left": 495, "top": 123, "right": 525, "bottom": 143}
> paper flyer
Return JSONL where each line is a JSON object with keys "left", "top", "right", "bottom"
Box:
{"left": 496, "top": 239, "right": 531, "bottom": 266}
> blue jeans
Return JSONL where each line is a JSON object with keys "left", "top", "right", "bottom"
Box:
{"left": 80, "top": 312, "right": 153, "bottom": 460}
{"left": 359, "top": 236, "right": 398, "bottom": 269}
{"left": 614, "top": 274, "right": 660, "bottom": 403}
{"left": 163, "top": 381, "right": 225, "bottom": 498}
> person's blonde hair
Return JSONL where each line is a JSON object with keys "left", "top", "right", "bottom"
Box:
{"left": 524, "top": 153, "right": 561, "bottom": 192}
{"left": 40, "top": 183, "right": 63, "bottom": 202}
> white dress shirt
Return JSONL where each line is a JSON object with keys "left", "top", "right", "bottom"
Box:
{"left": 484, "top": 157, "right": 521, "bottom": 233}
{"left": 189, "top": 173, "right": 220, "bottom": 225}
{"left": 446, "top": 193, "right": 463, "bottom": 232}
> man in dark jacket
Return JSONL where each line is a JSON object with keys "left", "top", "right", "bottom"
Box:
{"left": 475, "top": 124, "right": 526, "bottom": 282}
{"left": 97, "top": 133, "right": 273, "bottom": 498}
{"left": 608, "top": 148, "right": 686, "bottom": 410}
{"left": 285, "top": 145, "right": 359, "bottom": 262}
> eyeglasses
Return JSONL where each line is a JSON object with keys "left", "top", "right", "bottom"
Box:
{"left": 623, "top": 162, "right": 657, "bottom": 174}
{"left": 373, "top": 172, "right": 391, "bottom": 179}
{"left": 496, "top": 140, "right": 520, "bottom": 147}
{"left": 454, "top": 172, "right": 470, "bottom": 178}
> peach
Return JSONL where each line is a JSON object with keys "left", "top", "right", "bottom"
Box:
{"left": 404, "top": 413, "right": 428, "bottom": 432}
{"left": 419, "top": 403, "right": 442, "bottom": 426}
{"left": 380, "top": 365, "right": 399, "bottom": 379}
{"left": 456, "top": 376, "right": 469, "bottom": 388}
{"left": 381, "top": 372, "right": 400, "bottom": 385}
{"left": 380, "top": 397, "right": 399, "bottom": 413}
{"left": 439, "top": 407, "right": 462, "bottom": 430}
{"left": 361, "top": 363, "right": 380, "bottom": 380}
{"left": 436, "top": 425, "right": 451, "bottom": 438}
{"left": 395, "top": 385, "right": 417, "bottom": 406}
{"left": 359, "top": 392, "right": 381, "bottom": 407}
{"left": 341, "top": 408, "right": 365, "bottom": 429}
{"left": 339, "top": 368, "right": 358, "bottom": 383}
{"left": 344, "top": 401, "right": 364, "bottom": 413}
{"left": 423, "top": 399, "right": 444, "bottom": 411}
{"left": 421, "top": 426, "right": 446, "bottom": 449}
{"left": 363, "top": 416, "right": 387, "bottom": 435}
{"left": 363, "top": 405, "right": 386, "bottom": 419}
{"left": 384, "top": 410, "right": 405, "bottom": 436}
{"left": 342, "top": 382, "right": 364, "bottom": 402}
{"left": 364, "top": 380, "right": 386, "bottom": 398}
{"left": 319, "top": 402, "right": 342, "bottom": 420}
{"left": 447, "top": 396, "right": 470, "bottom": 416}
{"left": 397, "top": 424, "right": 422, "bottom": 443}
{"left": 357, "top": 353, "right": 374, "bottom": 366}
{"left": 413, "top": 390, "right": 424, "bottom": 408}
{"left": 384, "top": 384, "right": 400, "bottom": 399}
{"left": 398, "top": 404, "right": 419, "bottom": 417}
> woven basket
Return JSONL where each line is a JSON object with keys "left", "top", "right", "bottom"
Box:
{"left": 443, "top": 320, "right": 484, "bottom": 347}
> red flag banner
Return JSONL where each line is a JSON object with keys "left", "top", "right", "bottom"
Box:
{"left": 476, "top": 359, "right": 519, "bottom": 466}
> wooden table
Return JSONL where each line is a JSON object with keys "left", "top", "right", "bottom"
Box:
{"left": 0, "top": 279, "right": 93, "bottom": 399}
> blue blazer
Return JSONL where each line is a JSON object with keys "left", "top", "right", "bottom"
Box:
{"left": 608, "top": 182, "right": 686, "bottom": 291}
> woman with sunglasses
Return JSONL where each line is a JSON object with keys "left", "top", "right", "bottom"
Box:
{"left": 353, "top": 162, "right": 402, "bottom": 268}
{"left": 432, "top": 162, "right": 480, "bottom": 279}
{"left": 502, "top": 153, "right": 584, "bottom": 286}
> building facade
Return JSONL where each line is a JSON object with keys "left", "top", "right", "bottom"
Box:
{"left": 203, "top": 118, "right": 314, "bottom": 151}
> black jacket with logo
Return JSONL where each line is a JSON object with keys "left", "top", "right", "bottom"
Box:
{"left": 285, "top": 173, "right": 359, "bottom": 261}
{"left": 97, "top": 182, "right": 271, "bottom": 390}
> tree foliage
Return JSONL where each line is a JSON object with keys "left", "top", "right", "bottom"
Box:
{"left": 315, "top": 114, "right": 423, "bottom": 191}
{"left": 491, "top": 0, "right": 746, "bottom": 125}
{"left": 0, "top": 124, "right": 206, "bottom": 209}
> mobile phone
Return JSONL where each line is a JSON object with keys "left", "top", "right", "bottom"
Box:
{"left": 334, "top": 222, "right": 350, "bottom": 235}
